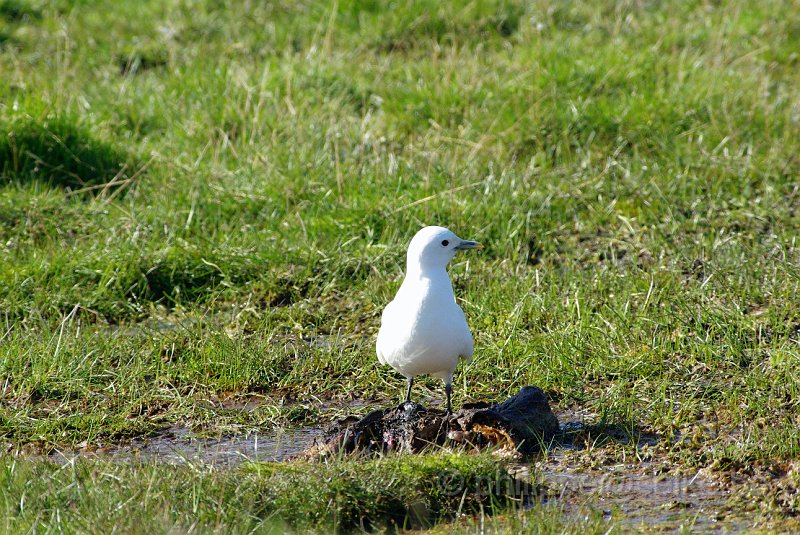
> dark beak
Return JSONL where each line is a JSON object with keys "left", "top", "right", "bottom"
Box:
{"left": 454, "top": 240, "right": 484, "bottom": 250}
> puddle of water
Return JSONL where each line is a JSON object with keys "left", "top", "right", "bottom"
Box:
{"left": 517, "top": 451, "right": 752, "bottom": 532}
{"left": 531, "top": 412, "right": 752, "bottom": 531}
{"left": 539, "top": 463, "right": 738, "bottom": 530}
{"left": 48, "top": 427, "right": 319, "bottom": 467}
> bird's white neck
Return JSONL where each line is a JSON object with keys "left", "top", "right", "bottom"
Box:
{"left": 406, "top": 258, "right": 448, "bottom": 279}
{"left": 401, "top": 264, "right": 454, "bottom": 298}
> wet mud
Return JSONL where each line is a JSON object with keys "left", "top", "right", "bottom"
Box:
{"left": 47, "top": 426, "right": 319, "bottom": 467}
{"left": 533, "top": 458, "right": 750, "bottom": 531}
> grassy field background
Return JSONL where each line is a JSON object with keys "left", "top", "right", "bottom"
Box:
{"left": 1, "top": 0, "right": 800, "bottom": 531}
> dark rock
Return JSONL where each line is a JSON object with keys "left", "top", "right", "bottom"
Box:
{"left": 307, "top": 386, "right": 559, "bottom": 457}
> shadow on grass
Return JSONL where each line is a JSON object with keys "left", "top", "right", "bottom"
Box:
{"left": 0, "top": 0, "right": 41, "bottom": 22}
{"left": 0, "top": 116, "right": 136, "bottom": 194}
{"left": 557, "top": 419, "right": 661, "bottom": 450}
{"left": 369, "top": 1, "right": 524, "bottom": 53}
{"left": 117, "top": 46, "right": 169, "bottom": 76}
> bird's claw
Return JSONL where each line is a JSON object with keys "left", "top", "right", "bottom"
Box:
{"left": 397, "top": 400, "right": 426, "bottom": 415}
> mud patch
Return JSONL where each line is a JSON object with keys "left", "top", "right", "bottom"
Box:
{"left": 48, "top": 426, "right": 319, "bottom": 467}
{"left": 532, "top": 457, "right": 750, "bottom": 532}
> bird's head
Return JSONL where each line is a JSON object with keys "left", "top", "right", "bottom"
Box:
{"left": 406, "top": 226, "right": 483, "bottom": 273}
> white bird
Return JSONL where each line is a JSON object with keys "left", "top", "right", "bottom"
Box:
{"left": 376, "top": 226, "right": 483, "bottom": 414}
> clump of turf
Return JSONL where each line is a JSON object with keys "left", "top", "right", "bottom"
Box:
{"left": 245, "top": 453, "right": 534, "bottom": 530}
{"left": 0, "top": 116, "right": 133, "bottom": 192}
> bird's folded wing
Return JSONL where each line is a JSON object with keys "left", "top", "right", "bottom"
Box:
{"left": 376, "top": 300, "right": 399, "bottom": 365}
{"left": 459, "top": 338, "right": 474, "bottom": 363}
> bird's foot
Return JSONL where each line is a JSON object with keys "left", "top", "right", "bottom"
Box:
{"left": 397, "top": 400, "right": 427, "bottom": 416}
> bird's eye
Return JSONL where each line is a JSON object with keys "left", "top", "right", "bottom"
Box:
{"left": 441, "top": 240, "right": 449, "bottom": 247}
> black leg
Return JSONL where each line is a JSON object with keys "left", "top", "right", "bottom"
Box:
{"left": 405, "top": 377, "right": 414, "bottom": 403}
{"left": 445, "top": 383, "right": 452, "bottom": 415}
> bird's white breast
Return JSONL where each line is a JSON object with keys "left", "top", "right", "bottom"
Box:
{"left": 376, "top": 273, "right": 473, "bottom": 380}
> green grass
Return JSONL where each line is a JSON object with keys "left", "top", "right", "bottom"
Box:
{"left": 0, "top": 453, "right": 543, "bottom": 533}
{"left": 1, "top": 0, "right": 800, "bottom": 531}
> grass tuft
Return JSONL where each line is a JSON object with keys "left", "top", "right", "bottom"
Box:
{"left": 246, "top": 453, "right": 528, "bottom": 530}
